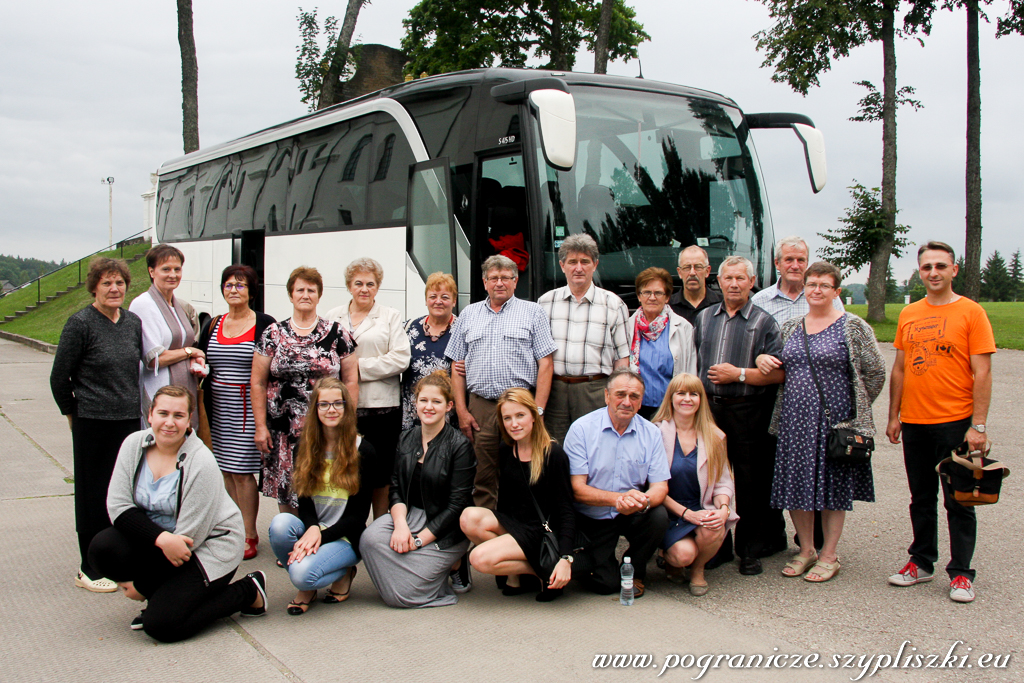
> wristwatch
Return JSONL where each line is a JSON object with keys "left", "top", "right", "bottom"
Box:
{"left": 537, "top": 407, "right": 545, "bottom": 416}
{"left": 560, "top": 554, "right": 574, "bottom": 565}
{"left": 738, "top": 369, "right": 746, "bottom": 383}
{"left": 971, "top": 424, "right": 987, "bottom": 434}
{"left": 184, "top": 347, "right": 193, "bottom": 358}
{"left": 413, "top": 535, "right": 423, "bottom": 548}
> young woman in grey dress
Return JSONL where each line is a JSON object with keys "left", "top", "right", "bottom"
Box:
{"left": 758, "top": 262, "right": 885, "bottom": 582}
{"left": 359, "top": 370, "right": 476, "bottom": 608}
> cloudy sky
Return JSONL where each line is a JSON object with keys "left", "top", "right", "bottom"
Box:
{"left": 1, "top": 0, "right": 1021, "bottom": 283}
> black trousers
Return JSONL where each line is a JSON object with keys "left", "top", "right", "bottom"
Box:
{"left": 72, "top": 417, "right": 138, "bottom": 579}
{"left": 573, "top": 507, "right": 669, "bottom": 593}
{"left": 709, "top": 395, "right": 787, "bottom": 559}
{"left": 89, "top": 527, "right": 255, "bottom": 643}
{"left": 902, "top": 418, "right": 976, "bottom": 580}
{"left": 357, "top": 408, "right": 402, "bottom": 489}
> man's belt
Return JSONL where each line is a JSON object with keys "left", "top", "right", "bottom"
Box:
{"left": 709, "top": 394, "right": 759, "bottom": 406}
{"left": 553, "top": 373, "right": 608, "bottom": 385}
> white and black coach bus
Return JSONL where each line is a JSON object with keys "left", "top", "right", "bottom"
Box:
{"left": 154, "top": 68, "right": 827, "bottom": 321}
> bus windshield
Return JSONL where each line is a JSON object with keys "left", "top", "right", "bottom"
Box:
{"left": 533, "top": 85, "right": 773, "bottom": 305}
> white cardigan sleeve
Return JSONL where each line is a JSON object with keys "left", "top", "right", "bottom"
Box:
{"left": 357, "top": 306, "right": 412, "bottom": 382}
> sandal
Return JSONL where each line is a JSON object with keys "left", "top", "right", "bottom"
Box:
{"left": 324, "top": 566, "right": 357, "bottom": 604}
{"left": 804, "top": 558, "right": 840, "bottom": 583}
{"left": 287, "top": 591, "right": 316, "bottom": 615}
{"left": 689, "top": 581, "right": 709, "bottom": 597}
{"left": 781, "top": 552, "right": 818, "bottom": 577}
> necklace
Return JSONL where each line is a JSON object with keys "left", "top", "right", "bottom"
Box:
{"left": 423, "top": 315, "right": 453, "bottom": 342}
{"left": 290, "top": 316, "right": 319, "bottom": 331}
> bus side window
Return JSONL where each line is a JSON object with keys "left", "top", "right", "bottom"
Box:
{"left": 368, "top": 116, "right": 416, "bottom": 224}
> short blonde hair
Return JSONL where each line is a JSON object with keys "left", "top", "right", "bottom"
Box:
{"left": 345, "top": 258, "right": 384, "bottom": 287}
{"left": 425, "top": 272, "right": 457, "bottom": 298}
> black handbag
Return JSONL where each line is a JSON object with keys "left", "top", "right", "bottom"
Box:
{"left": 802, "top": 321, "right": 874, "bottom": 465}
{"left": 512, "top": 445, "right": 561, "bottom": 575}
{"left": 937, "top": 442, "right": 1010, "bottom": 507}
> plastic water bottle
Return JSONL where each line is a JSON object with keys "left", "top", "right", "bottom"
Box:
{"left": 620, "top": 556, "right": 634, "bottom": 605}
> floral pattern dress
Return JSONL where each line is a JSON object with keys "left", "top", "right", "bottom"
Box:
{"left": 255, "top": 318, "right": 356, "bottom": 506}
{"left": 400, "top": 316, "right": 456, "bottom": 429}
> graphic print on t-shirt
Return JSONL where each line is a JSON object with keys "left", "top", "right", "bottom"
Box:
{"left": 906, "top": 316, "right": 957, "bottom": 376}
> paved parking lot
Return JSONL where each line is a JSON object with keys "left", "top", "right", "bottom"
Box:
{"left": 1, "top": 336, "right": 1019, "bottom": 682}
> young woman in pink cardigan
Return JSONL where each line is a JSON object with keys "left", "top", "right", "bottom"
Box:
{"left": 651, "top": 373, "right": 739, "bottom": 595}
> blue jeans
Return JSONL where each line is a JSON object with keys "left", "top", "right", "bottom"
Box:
{"left": 269, "top": 513, "right": 359, "bottom": 591}
{"left": 901, "top": 419, "right": 976, "bottom": 581}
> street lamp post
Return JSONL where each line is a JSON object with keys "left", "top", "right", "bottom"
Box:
{"left": 100, "top": 177, "right": 114, "bottom": 248}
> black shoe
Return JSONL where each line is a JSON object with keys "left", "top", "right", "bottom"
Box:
{"left": 450, "top": 553, "right": 472, "bottom": 594}
{"left": 535, "top": 586, "right": 563, "bottom": 602}
{"left": 502, "top": 574, "right": 541, "bottom": 596}
{"left": 240, "top": 571, "right": 267, "bottom": 617}
{"left": 130, "top": 610, "right": 146, "bottom": 631}
{"left": 704, "top": 553, "right": 734, "bottom": 571}
{"left": 738, "top": 558, "right": 763, "bottom": 575}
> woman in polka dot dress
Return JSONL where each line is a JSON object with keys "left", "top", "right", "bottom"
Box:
{"left": 759, "top": 262, "right": 885, "bottom": 583}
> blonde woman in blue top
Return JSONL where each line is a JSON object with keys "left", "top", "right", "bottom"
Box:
{"left": 268, "top": 378, "right": 374, "bottom": 615}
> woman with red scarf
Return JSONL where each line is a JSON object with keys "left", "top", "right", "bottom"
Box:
{"left": 626, "top": 267, "right": 697, "bottom": 419}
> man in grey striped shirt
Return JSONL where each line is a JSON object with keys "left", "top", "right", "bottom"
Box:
{"left": 693, "top": 256, "right": 785, "bottom": 576}
{"left": 538, "top": 234, "right": 630, "bottom": 444}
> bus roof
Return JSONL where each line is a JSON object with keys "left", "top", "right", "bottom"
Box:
{"left": 157, "top": 68, "right": 740, "bottom": 175}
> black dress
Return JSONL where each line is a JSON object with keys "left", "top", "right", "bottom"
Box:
{"left": 494, "top": 441, "right": 576, "bottom": 577}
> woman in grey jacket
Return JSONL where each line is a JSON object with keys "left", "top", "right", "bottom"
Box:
{"left": 88, "top": 386, "right": 268, "bottom": 642}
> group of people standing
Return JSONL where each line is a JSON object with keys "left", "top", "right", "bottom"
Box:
{"left": 50, "top": 232, "right": 994, "bottom": 642}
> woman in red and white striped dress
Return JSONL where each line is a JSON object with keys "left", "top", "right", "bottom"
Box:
{"left": 198, "top": 265, "right": 276, "bottom": 560}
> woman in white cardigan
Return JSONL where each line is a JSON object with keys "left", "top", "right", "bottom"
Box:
{"left": 651, "top": 373, "right": 739, "bottom": 596}
{"left": 627, "top": 267, "right": 698, "bottom": 419}
{"left": 326, "top": 258, "right": 411, "bottom": 518}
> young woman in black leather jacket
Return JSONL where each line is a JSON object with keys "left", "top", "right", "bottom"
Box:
{"left": 359, "top": 370, "right": 476, "bottom": 607}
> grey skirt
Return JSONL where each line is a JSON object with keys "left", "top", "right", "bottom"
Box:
{"left": 359, "top": 507, "right": 469, "bottom": 608}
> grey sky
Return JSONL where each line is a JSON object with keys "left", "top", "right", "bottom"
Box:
{"left": 1, "top": 1, "right": 1020, "bottom": 284}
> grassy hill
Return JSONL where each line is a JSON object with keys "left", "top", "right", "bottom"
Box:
{"left": 846, "top": 302, "right": 1024, "bottom": 350}
{"left": 2, "top": 246, "right": 152, "bottom": 345}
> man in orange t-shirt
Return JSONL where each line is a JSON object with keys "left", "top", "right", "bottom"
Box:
{"left": 885, "top": 241, "right": 995, "bottom": 604}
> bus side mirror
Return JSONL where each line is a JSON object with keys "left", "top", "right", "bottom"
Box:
{"left": 529, "top": 89, "right": 576, "bottom": 171}
{"left": 792, "top": 123, "right": 827, "bottom": 194}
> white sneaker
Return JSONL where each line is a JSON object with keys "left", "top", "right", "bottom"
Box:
{"left": 887, "top": 561, "right": 933, "bottom": 586}
{"left": 949, "top": 576, "right": 975, "bottom": 603}
{"left": 76, "top": 572, "right": 118, "bottom": 593}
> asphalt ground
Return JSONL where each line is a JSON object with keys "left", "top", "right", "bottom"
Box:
{"left": 0, "top": 336, "right": 1020, "bottom": 683}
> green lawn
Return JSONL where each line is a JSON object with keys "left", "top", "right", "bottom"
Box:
{"left": 0, "top": 242, "right": 150, "bottom": 319}
{"left": 846, "top": 302, "right": 1024, "bottom": 350}
{"left": 3, "top": 252, "right": 152, "bottom": 345}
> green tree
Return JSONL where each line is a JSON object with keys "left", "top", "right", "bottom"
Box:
{"left": 1009, "top": 249, "right": 1023, "bottom": 301}
{"left": 903, "top": 270, "right": 926, "bottom": 301}
{"left": 295, "top": 2, "right": 368, "bottom": 113}
{"left": 886, "top": 265, "right": 903, "bottom": 303}
{"left": 754, "top": 0, "right": 925, "bottom": 323}
{"left": 817, "top": 182, "right": 910, "bottom": 276}
{"left": 905, "top": 0, "right": 1024, "bottom": 301}
{"left": 981, "top": 250, "right": 1013, "bottom": 301}
{"left": 400, "top": 0, "right": 648, "bottom": 76}
{"left": 177, "top": 0, "right": 199, "bottom": 153}
{"left": 951, "top": 255, "right": 967, "bottom": 294}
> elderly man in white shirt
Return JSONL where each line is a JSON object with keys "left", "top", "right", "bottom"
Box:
{"left": 750, "top": 235, "right": 844, "bottom": 322}
{"left": 538, "top": 234, "right": 630, "bottom": 444}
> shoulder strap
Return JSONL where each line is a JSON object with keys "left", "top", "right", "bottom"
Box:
{"left": 801, "top": 320, "right": 836, "bottom": 428}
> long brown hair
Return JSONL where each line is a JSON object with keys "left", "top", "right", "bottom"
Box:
{"left": 651, "top": 373, "right": 729, "bottom": 486}
{"left": 495, "top": 388, "right": 553, "bottom": 485}
{"left": 292, "top": 378, "right": 360, "bottom": 497}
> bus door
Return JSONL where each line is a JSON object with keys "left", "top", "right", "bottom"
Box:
{"left": 407, "top": 158, "right": 459, "bottom": 313}
{"left": 233, "top": 230, "right": 265, "bottom": 313}
{"left": 474, "top": 152, "right": 531, "bottom": 301}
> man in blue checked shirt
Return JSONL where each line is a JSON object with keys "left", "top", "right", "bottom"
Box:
{"left": 446, "top": 255, "right": 556, "bottom": 510}
{"left": 564, "top": 369, "right": 669, "bottom": 598}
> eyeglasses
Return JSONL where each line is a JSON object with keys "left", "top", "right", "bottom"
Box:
{"left": 804, "top": 283, "right": 835, "bottom": 291}
{"left": 316, "top": 400, "right": 346, "bottom": 411}
{"left": 223, "top": 283, "right": 248, "bottom": 291}
{"left": 485, "top": 276, "right": 516, "bottom": 284}
{"left": 639, "top": 290, "right": 667, "bottom": 299}
{"left": 678, "top": 264, "right": 709, "bottom": 273}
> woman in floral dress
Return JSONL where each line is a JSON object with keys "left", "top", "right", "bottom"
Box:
{"left": 252, "top": 267, "right": 358, "bottom": 512}
{"left": 401, "top": 272, "right": 458, "bottom": 429}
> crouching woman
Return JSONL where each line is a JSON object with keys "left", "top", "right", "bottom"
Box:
{"left": 88, "top": 385, "right": 267, "bottom": 642}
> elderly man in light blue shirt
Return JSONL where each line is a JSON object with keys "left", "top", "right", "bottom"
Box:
{"left": 564, "top": 369, "right": 670, "bottom": 597}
